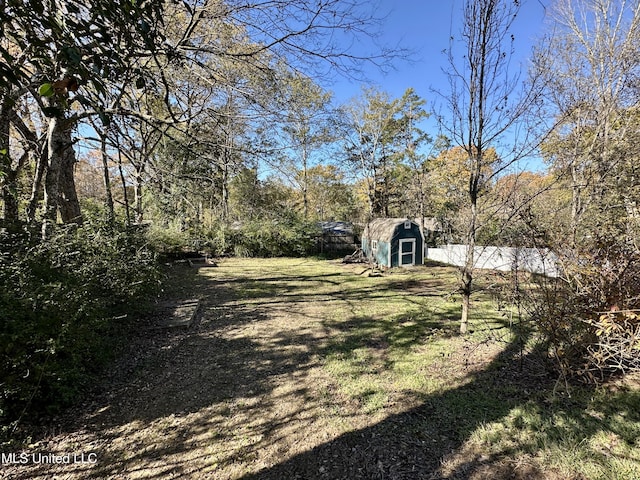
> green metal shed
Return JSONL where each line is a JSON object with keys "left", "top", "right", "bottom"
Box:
{"left": 361, "top": 218, "right": 424, "bottom": 268}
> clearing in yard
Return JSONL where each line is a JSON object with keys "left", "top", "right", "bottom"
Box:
{"left": 6, "top": 257, "right": 640, "bottom": 479}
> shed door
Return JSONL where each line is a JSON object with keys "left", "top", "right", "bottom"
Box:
{"left": 399, "top": 239, "right": 416, "bottom": 266}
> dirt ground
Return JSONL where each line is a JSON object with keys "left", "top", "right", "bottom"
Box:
{"left": 1, "top": 259, "right": 585, "bottom": 479}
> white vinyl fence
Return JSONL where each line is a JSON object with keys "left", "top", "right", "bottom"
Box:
{"left": 425, "top": 244, "right": 560, "bottom": 278}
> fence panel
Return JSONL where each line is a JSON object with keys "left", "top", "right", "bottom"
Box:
{"left": 425, "top": 244, "right": 559, "bottom": 277}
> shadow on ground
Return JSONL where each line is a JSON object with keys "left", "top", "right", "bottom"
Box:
{"left": 237, "top": 338, "right": 640, "bottom": 479}
{"left": 8, "top": 260, "right": 640, "bottom": 480}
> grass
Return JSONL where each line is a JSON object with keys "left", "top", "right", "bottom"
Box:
{"left": 458, "top": 387, "right": 640, "bottom": 479}
{"left": 8, "top": 257, "right": 640, "bottom": 480}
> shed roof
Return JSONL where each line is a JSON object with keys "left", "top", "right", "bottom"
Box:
{"left": 319, "top": 221, "right": 354, "bottom": 235}
{"left": 363, "top": 218, "right": 417, "bottom": 243}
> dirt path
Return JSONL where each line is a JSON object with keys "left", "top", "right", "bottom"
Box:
{"left": 3, "top": 258, "right": 552, "bottom": 480}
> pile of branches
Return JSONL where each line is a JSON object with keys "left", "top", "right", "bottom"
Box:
{"left": 583, "top": 310, "right": 640, "bottom": 382}
{"left": 528, "top": 237, "right": 640, "bottom": 384}
{"left": 342, "top": 248, "right": 367, "bottom": 264}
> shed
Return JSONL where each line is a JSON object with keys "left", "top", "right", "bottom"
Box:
{"left": 361, "top": 218, "right": 424, "bottom": 268}
{"left": 318, "top": 221, "right": 356, "bottom": 253}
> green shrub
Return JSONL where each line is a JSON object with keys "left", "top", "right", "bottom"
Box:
{"left": 145, "top": 222, "right": 191, "bottom": 254}
{"left": 0, "top": 218, "right": 160, "bottom": 435}
{"left": 145, "top": 221, "right": 225, "bottom": 258}
{"left": 220, "top": 218, "right": 320, "bottom": 257}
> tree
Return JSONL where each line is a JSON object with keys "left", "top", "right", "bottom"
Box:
{"left": 424, "top": 146, "right": 498, "bottom": 242}
{"left": 228, "top": 167, "right": 263, "bottom": 220}
{"left": 103, "top": 0, "right": 394, "bottom": 229}
{"left": 74, "top": 149, "right": 107, "bottom": 204}
{"left": 0, "top": 93, "right": 39, "bottom": 227}
{"left": 435, "top": 0, "right": 543, "bottom": 334}
{"left": 483, "top": 170, "right": 564, "bottom": 247}
{"left": 527, "top": 0, "right": 640, "bottom": 380}
{"left": 341, "top": 87, "right": 429, "bottom": 219}
{"left": 1, "top": 0, "right": 393, "bottom": 235}
{"left": 0, "top": 0, "right": 171, "bottom": 236}
{"left": 535, "top": 0, "right": 640, "bottom": 244}
{"left": 271, "top": 70, "right": 334, "bottom": 219}
{"left": 302, "top": 164, "right": 359, "bottom": 221}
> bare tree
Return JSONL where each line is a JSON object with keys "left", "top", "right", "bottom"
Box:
{"left": 434, "top": 0, "right": 543, "bottom": 334}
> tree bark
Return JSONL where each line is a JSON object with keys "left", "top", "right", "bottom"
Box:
{"left": 7, "top": 108, "right": 47, "bottom": 225}
{"left": 221, "top": 147, "right": 230, "bottom": 222}
{"left": 0, "top": 102, "right": 19, "bottom": 225}
{"left": 134, "top": 166, "right": 144, "bottom": 224}
{"left": 460, "top": 197, "right": 478, "bottom": 334}
{"left": 42, "top": 110, "right": 82, "bottom": 238}
{"left": 101, "top": 135, "right": 115, "bottom": 223}
{"left": 57, "top": 126, "right": 82, "bottom": 224}
{"left": 27, "top": 148, "right": 47, "bottom": 224}
{"left": 42, "top": 116, "right": 62, "bottom": 237}
{"left": 302, "top": 142, "right": 309, "bottom": 219}
{"left": 118, "top": 157, "right": 131, "bottom": 226}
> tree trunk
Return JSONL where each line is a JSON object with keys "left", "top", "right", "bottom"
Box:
{"left": 0, "top": 106, "right": 19, "bottom": 225}
{"left": 118, "top": 161, "right": 131, "bottom": 226}
{"left": 27, "top": 148, "right": 47, "bottom": 223}
{"left": 101, "top": 135, "right": 115, "bottom": 223}
{"left": 570, "top": 163, "right": 582, "bottom": 246}
{"left": 134, "top": 167, "right": 144, "bottom": 224}
{"left": 57, "top": 126, "right": 82, "bottom": 224}
{"left": 9, "top": 106, "right": 46, "bottom": 225}
{"left": 221, "top": 155, "right": 229, "bottom": 222}
{"left": 42, "top": 111, "right": 82, "bottom": 238}
{"left": 366, "top": 176, "right": 375, "bottom": 219}
{"left": 302, "top": 141, "right": 309, "bottom": 219}
{"left": 460, "top": 273, "right": 472, "bottom": 334}
{"left": 42, "top": 117, "right": 63, "bottom": 237}
{"left": 221, "top": 93, "right": 235, "bottom": 222}
{"left": 115, "top": 137, "right": 131, "bottom": 226}
{"left": 460, "top": 197, "right": 477, "bottom": 334}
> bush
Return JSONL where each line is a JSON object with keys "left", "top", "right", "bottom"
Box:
{"left": 143, "top": 211, "right": 321, "bottom": 259}
{"left": 145, "top": 221, "right": 227, "bottom": 258}
{"left": 145, "top": 222, "right": 191, "bottom": 255}
{"left": 214, "top": 218, "right": 321, "bottom": 258}
{"left": 528, "top": 236, "right": 640, "bottom": 383}
{"left": 0, "top": 218, "right": 160, "bottom": 435}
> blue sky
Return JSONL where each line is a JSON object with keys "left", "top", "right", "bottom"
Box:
{"left": 330, "top": 0, "right": 551, "bottom": 104}
{"left": 325, "top": 0, "right": 552, "bottom": 172}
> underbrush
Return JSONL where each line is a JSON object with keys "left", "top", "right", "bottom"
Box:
{"left": 146, "top": 217, "right": 321, "bottom": 258}
{"left": 0, "top": 219, "right": 160, "bottom": 442}
{"left": 522, "top": 238, "right": 640, "bottom": 384}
